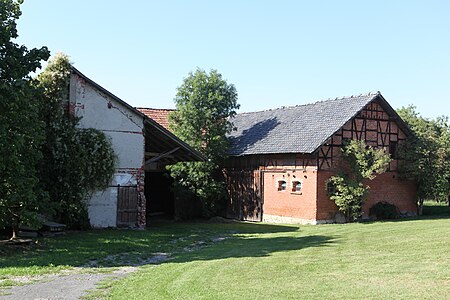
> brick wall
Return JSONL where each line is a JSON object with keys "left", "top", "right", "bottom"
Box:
{"left": 362, "top": 172, "right": 417, "bottom": 216}
{"left": 314, "top": 99, "right": 418, "bottom": 220}
{"left": 262, "top": 167, "right": 318, "bottom": 222}
{"left": 227, "top": 97, "right": 418, "bottom": 223}
{"left": 316, "top": 170, "right": 417, "bottom": 220}
{"left": 316, "top": 170, "right": 339, "bottom": 220}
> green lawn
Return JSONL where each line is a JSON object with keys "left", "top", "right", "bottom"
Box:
{"left": 1, "top": 216, "right": 449, "bottom": 299}
{"left": 105, "top": 218, "right": 449, "bottom": 300}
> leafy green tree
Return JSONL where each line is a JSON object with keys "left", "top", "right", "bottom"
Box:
{"left": 37, "top": 53, "right": 116, "bottom": 228}
{"left": 0, "top": 0, "right": 50, "bottom": 238}
{"left": 327, "top": 140, "right": 391, "bottom": 222}
{"left": 168, "top": 69, "right": 239, "bottom": 217}
{"left": 341, "top": 139, "right": 392, "bottom": 181}
{"left": 397, "top": 106, "right": 450, "bottom": 213}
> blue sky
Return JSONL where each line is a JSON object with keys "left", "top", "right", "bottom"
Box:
{"left": 17, "top": 0, "right": 450, "bottom": 118}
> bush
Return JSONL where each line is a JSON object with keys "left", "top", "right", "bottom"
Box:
{"left": 369, "top": 201, "right": 399, "bottom": 220}
{"left": 327, "top": 176, "right": 367, "bottom": 222}
{"left": 422, "top": 200, "right": 450, "bottom": 216}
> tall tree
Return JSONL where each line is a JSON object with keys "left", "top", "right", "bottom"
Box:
{"left": 0, "top": 0, "right": 50, "bottom": 238}
{"left": 168, "top": 69, "right": 239, "bottom": 217}
{"left": 397, "top": 106, "right": 450, "bottom": 212}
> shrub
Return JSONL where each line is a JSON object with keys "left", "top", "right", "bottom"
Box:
{"left": 327, "top": 140, "right": 391, "bottom": 222}
{"left": 369, "top": 201, "right": 399, "bottom": 220}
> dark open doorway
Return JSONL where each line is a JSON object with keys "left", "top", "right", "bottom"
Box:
{"left": 145, "top": 171, "right": 174, "bottom": 222}
{"left": 141, "top": 117, "right": 205, "bottom": 226}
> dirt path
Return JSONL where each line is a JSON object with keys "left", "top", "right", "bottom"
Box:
{"left": 1, "top": 270, "right": 128, "bottom": 300}
{"left": 0, "top": 254, "right": 170, "bottom": 300}
{"left": 0, "top": 234, "right": 229, "bottom": 299}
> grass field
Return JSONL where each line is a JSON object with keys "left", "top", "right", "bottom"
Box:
{"left": 102, "top": 218, "right": 449, "bottom": 299}
{"left": 1, "top": 204, "right": 449, "bottom": 299}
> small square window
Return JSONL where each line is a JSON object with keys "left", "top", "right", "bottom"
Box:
{"left": 278, "top": 180, "right": 286, "bottom": 191}
{"left": 292, "top": 181, "right": 302, "bottom": 193}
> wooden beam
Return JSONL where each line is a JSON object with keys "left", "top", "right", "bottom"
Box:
{"left": 145, "top": 151, "right": 174, "bottom": 158}
{"left": 145, "top": 147, "right": 180, "bottom": 164}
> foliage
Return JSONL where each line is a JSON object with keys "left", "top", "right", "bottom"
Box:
{"left": 168, "top": 69, "right": 239, "bottom": 217}
{"left": 0, "top": 0, "right": 50, "bottom": 238}
{"left": 397, "top": 105, "right": 450, "bottom": 211}
{"left": 422, "top": 200, "right": 450, "bottom": 216}
{"left": 341, "top": 139, "right": 392, "bottom": 181}
{"left": 369, "top": 201, "right": 399, "bottom": 220}
{"left": 327, "top": 140, "right": 391, "bottom": 222}
{"left": 37, "top": 53, "right": 116, "bottom": 229}
{"left": 327, "top": 176, "right": 367, "bottom": 221}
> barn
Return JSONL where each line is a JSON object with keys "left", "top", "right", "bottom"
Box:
{"left": 69, "top": 67, "right": 204, "bottom": 228}
{"left": 225, "top": 92, "right": 418, "bottom": 224}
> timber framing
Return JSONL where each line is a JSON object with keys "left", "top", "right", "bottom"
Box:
{"left": 225, "top": 92, "right": 417, "bottom": 223}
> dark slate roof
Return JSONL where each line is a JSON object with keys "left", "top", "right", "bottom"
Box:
{"left": 228, "top": 92, "right": 381, "bottom": 156}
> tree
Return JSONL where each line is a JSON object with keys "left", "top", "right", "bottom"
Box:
{"left": 37, "top": 53, "right": 116, "bottom": 229}
{"left": 0, "top": 0, "right": 50, "bottom": 239}
{"left": 168, "top": 69, "right": 239, "bottom": 217}
{"left": 327, "top": 140, "right": 391, "bottom": 222}
{"left": 397, "top": 106, "right": 450, "bottom": 213}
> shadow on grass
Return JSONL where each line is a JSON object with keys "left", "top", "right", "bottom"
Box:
{"left": 422, "top": 204, "right": 450, "bottom": 216}
{"left": 173, "top": 234, "right": 335, "bottom": 264}
{"left": 0, "top": 221, "right": 330, "bottom": 271}
{"left": 360, "top": 214, "right": 450, "bottom": 226}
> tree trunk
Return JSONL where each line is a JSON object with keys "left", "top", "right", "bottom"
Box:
{"left": 345, "top": 209, "right": 351, "bottom": 223}
{"left": 417, "top": 199, "right": 424, "bottom": 215}
{"left": 11, "top": 225, "right": 18, "bottom": 240}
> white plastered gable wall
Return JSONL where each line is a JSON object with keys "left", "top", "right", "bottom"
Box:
{"left": 70, "top": 73, "right": 145, "bottom": 228}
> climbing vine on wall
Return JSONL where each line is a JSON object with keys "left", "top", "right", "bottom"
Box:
{"left": 37, "top": 53, "right": 116, "bottom": 229}
{"left": 327, "top": 140, "right": 391, "bottom": 222}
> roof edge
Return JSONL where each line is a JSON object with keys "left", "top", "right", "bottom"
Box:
{"left": 236, "top": 91, "right": 381, "bottom": 116}
{"left": 309, "top": 92, "right": 413, "bottom": 154}
{"left": 144, "top": 117, "right": 206, "bottom": 162}
{"left": 136, "top": 107, "right": 175, "bottom": 111}
{"left": 71, "top": 66, "right": 205, "bottom": 162}
{"left": 374, "top": 93, "right": 414, "bottom": 137}
{"left": 308, "top": 92, "right": 380, "bottom": 154}
{"left": 71, "top": 66, "right": 147, "bottom": 120}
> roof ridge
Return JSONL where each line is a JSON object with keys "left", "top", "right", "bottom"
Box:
{"left": 236, "top": 91, "right": 380, "bottom": 115}
{"left": 136, "top": 107, "right": 175, "bottom": 111}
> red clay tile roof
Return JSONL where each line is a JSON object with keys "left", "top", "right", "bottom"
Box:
{"left": 136, "top": 108, "right": 174, "bottom": 131}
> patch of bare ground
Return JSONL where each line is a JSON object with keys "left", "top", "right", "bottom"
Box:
{"left": 0, "top": 235, "right": 228, "bottom": 299}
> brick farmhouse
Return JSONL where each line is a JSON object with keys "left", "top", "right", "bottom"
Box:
{"left": 68, "top": 66, "right": 417, "bottom": 226}
{"left": 225, "top": 92, "right": 417, "bottom": 224}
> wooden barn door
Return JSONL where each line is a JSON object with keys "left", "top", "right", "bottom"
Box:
{"left": 117, "top": 186, "right": 138, "bottom": 227}
{"left": 226, "top": 170, "right": 263, "bottom": 222}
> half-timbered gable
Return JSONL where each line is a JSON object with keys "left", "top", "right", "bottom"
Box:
{"left": 317, "top": 96, "right": 410, "bottom": 172}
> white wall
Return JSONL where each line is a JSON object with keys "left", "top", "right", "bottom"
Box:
{"left": 71, "top": 73, "right": 145, "bottom": 228}
{"left": 88, "top": 189, "right": 118, "bottom": 228}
